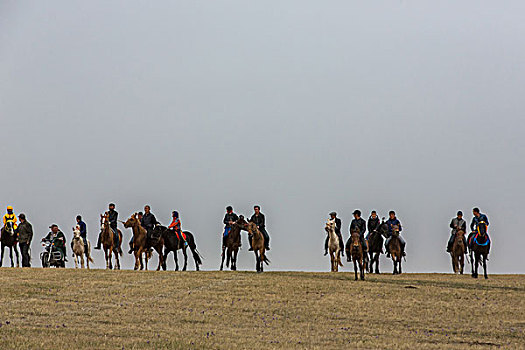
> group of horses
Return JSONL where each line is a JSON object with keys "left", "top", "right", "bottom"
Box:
{"left": 325, "top": 219, "right": 491, "bottom": 280}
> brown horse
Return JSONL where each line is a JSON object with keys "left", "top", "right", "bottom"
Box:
{"left": 451, "top": 229, "right": 466, "bottom": 274}
{"left": 469, "top": 222, "right": 490, "bottom": 279}
{"left": 100, "top": 213, "right": 122, "bottom": 270}
{"left": 244, "top": 221, "right": 270, "bottom": 273}
{"left": 123, "top": 214, "right": 164, "bottom": 271}
{"left": 388, "top": 225, "right": 402, "bottom": 275}
{"left": 220, "top": 216, "right": 246, "bottom": 271}
{"left": 346, "top": 229, "right": 365, "bottom": 280}
{"left": 0, "top": 222, "right": 20, "bottom": 267}
{"left": 326, "top": 219, "right": 343, "bottom": 272}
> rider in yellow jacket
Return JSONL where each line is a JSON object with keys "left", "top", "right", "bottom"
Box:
{"left": 3, "top": 206, "right": 17, "bottom": 230}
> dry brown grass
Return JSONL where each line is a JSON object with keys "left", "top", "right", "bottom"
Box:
{"left": 0, "top": 269, "right": 523, "bottom": 349}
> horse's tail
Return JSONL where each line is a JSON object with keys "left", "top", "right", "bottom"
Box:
{"left": 186, "top": 232, "right": 203, "bottom": 266}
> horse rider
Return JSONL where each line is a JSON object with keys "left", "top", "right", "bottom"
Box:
{"left": 169, "top": 211, "right": 187, "bottom": 246}
{"left": 43, "top": 224, "right": 67, "bottom": 261}
{"left": 128, "top": 211, "right": 144, "bottom": 254}
{"left": 71, "top": 215, "right": 88, "bottom": 254}
{"left": 3, "top": 206, "right": 18, "bottom": 230}
{"left": 469, "top": 207, "right": 490, "bottom": 248}
{"left": 222, "top": 206, "right": 239, "bottom": 249}
{"left": 141, "top": 205, "right": 158, "bottom": 242}
{"left": 350, "top": 210, "right": 367, "bottom": 252}
{"left": 95, "top": 203, "right": 119, "bottom": 250}
{"left": 447, "top": 211, "right": 467, "bottom": 253}
{"left": 385, "top": 210, "right": 406, "bottom": 257}
{"left": 249, "top": 205, "right": 270, "bottom": 251}
{"left": 324, "top": 212, "right": 344, "bottom": 256}
{"left": 366, "top": 210, "right": 381, "bottom": 241}
{"left": 17, "top": 213, "right": 33, "bottom": 267}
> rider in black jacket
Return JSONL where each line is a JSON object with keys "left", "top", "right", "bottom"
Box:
{"left": 366, "top": 211, "right": 380, "bottom": 240}
{"left": 350, "top": 210, "right": 367, "bottom": 252}
{"left": 222, "top": 206, "right": 239, "bottom": 248}
{"left": 249, "top": 205, "right": 270, "bottom": 250}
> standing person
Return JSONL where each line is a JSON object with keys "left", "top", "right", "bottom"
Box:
{"left": 350, "top": 210, "right": 367, "bottom": 252}
{"left": 222, "top": 206, "right": 239, "bottom": 249}
{"left": 17, "top": 213, "right": 33, "bottom": 267}
{"left": 72, "top": 215, "right": 88, "bottom": 254}
{"left": 3, "top": 206, "right": 17, "bottom": 229}
{"left": 366, "top": 210, "right": 380, "bottom": 241}
{"left": 95, "top": 203, "right": 119, "bottom": 250}
{"left": 169, "top": 211, "right": 187, "bottom": 246}
{"left": 385, "top": 211, "right": 406, "bottom": 257}
{"left": 249, "top": 205, "right": 270, "bottom": 251}
{"left": 324, "top": 212, "right": 344, "bottom": 256}
{"left": 141, "top": 205, "right": 157, "bottom": 241}
{"left": 447, "top": 211, "right": 467, "bottom": 253}
{"left": 43, "top": 224, "right": 67, "bottom": 261}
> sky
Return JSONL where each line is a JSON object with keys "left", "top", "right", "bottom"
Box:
{"left": 1, "top": 1, "right": 524, "bottom": 273}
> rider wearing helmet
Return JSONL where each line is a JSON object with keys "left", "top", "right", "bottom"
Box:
{"left": 384, "top": 211, "right": 406, "bottom": 257}
{"left": 3, "top": 206, "right": 18, "bottom": 230}
{"left": 169, "top": 211, "right": 187, "bottom": 246}
{"left": 222, "top": 206, "right": 239, "bottom": 249}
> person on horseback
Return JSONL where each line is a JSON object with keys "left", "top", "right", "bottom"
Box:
{"left": 469, "top": 208, "right": 490, "bottom": 248}
{"left": 72, "top": 215, "right": 88, "bottom": 254}
{"left": 222, "top": 206, "right": 239, "bottom": 249}
{"left": 169, "top": 211, "right": 187, "bottom": 246}
{"left": 447, "top": 211, "right": 467, "bottom": 253}
{"left": 3, "top": 206, "right": 18, "bottom": 230}
{"left": 385, "top": 211, "right": 406, "bottom": 257}
{"left": 95, "top": 203, "right": 119, "bottom": 250}
{"left": 249, "top": 205, "right": 270, "bottom": 251}
{"left": 324, "top": 212, "right": 344, "bottom": 256}
{"left": 141, "top": 205, "right": 157, "bottom": 239}
{"left": 350, "top": 210, "right": 367, "bottom": 252}
{"left": 43, "top": 224, "right": 67, "bottom": 261}
{"left": 366, "top": 210, "right": 380, "bottom": 241}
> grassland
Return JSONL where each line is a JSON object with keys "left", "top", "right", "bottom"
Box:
{"left": 0, "top": 268, "right": 523, "bottom": 349}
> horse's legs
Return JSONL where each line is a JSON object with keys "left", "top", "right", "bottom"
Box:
{"left": 459, "top": 254, "right": 464, "bottom": 275}
{"left": 375, "top": 253, "right": 380, "bottom": 274}
{"left": 483, "top": 255, "right": 488, "bottom": 279}
{"left": 9, "top": 246, "right": 14, "bottom": 267}
{"left": 81, "top": 253, "right": 85, "bottom": 269}
{"left": 360, "top": 257, "right": 365, "bottom": 280}
{"left": 255, "top": 251, "right": 260, "bottom": 273}
{"left": 392, "top": 257, "right": 397, "bottom": 275}
{"left": 226, "top": 248, "right": 231, "bottom": 269}
{"left": 133, "top": 249, "right": 140, "bottom": 270}
{"left": 162, "top": 251, "right": 168, "bottom": 271}
{"left": 14, "top": 245, "right": 19, "bottom": 268}
{"left": 182, "top": 247, "right": 188, "bottom": 271}
{"left": 399, "top": 257, "right": 402, "bottom": 274}
{"left": 220, "top": 247, "right": 226, "bottom": 271}
{"left": 353, "top": 259, "right": 358, "bottom": 281}
{"left": 174, "top": 250, "right": 179, "bottom": 271}
{"left": 0, "top": 244, "right": 3, "bottom": 267}
{"left": 232, "top": 249, "right": 238, "bottom": 271}
{"left": 473, "top": 252, "right": 479, "bottom": 278}
{"left": 114, "top": 250, "right": 120, "bottom": 270}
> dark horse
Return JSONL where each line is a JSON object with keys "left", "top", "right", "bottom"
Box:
{"left": 346, "top": 228, "right": 365, "bottom": 281}
{"left": 151, "top": 225, "right": 203, "bottom": 271}
{"left": 469, "top": 222, "right": 490, "bottom": 279}
{"left": 0, "top": 222, "right": 20, "bottom": 267}
{"left": 368, "top": 220, "right": 387, "bottom": 274}
{"left": 220, "top": 216, "right": 246, "bottom": 271}
{"left": 388, "top": 225, "right": 403, "bottom": 275}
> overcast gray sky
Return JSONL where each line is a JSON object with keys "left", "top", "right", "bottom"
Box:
{"left": 1, "top": 1, "right": 524, "bottom": 273}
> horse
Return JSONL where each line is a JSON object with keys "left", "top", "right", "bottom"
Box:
{"left": 450, "top": 229, "right": 466, "bottom": 274}
{"left": 150, "top": 225, "right": 203, "bottom": 271}
{"left": 244, "top": 221, "right": 270, "bottom": 273}
{"left": 388, "top": 225, "right": 403, "bottom": 275}
{"left": 368, "top": 220, "right": 387, "bottom": 274}
{"left": 325, "top": 219, "right": 343, "bottom": 272}
{"left": 0, "top": 221, "right": 20, "bottom": 268}
{"left": 123, "top": 213, "right": 164, "bottom": 270}
{"left": 346, "top": 228, "right": 365, "bottom": 280}
{"left": 220, "top": 216, "right": 246, "bottom": 271}
{"left": 469, "top": 222, "right": 490, "bottom": 279}
{"left": 143, "top": 224, "right": 165, "bottom": 271}
{"left": 100, "top": 213, "right": 122, "bottom": 270}
{"left": 72, "top": 226, "right": 94, "bottom": 269}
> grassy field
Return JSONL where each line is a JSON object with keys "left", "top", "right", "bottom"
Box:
{"left": 0, "top": 269, "right": 523, "bottom": 349}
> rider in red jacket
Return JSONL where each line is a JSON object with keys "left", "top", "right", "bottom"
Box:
{"left": 169, "top": 211, "right": 187, "bottom": 246}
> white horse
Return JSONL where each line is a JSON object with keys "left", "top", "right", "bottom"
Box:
{"left": 72, "top": 226, "right": 94, "bottom": 269}
{"left": 325, "top": 219, "right": 343, "bottom": 272}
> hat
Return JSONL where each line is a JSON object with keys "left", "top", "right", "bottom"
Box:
{"left": 457, "top": 211, "right": 463, "bottom": 216}
{"left": 19, "top": 213, "right": 26, "bottom": 220}
{"left": 353, "top": 210, "right": 361, "bottom": 216}
{"left": 329, "top": 211, "right": 337, "bottom": 216}
{"left": 7, "top": 206, "right": 13, "bottom": 211}
{"left": 109, "top": 203, "right": 115, "bottom": 207}
{"left": 49, "top": 224, "right": 58, "bottom": 229}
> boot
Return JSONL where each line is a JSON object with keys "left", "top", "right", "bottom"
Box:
{"left": 324, "top": 249, "right": 328, "bottom": 256}
{"left": 248, "top": 234, "right": 254, "bottom": 251}
{"left": 128, "top": 241, "right": 134, "bottom": 254}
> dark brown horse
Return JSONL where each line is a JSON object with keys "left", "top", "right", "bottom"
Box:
{"left": 220, "top": 216, "right": 246, "bottom": 271}
{"left": 346, "top": 229, "right": 365, "bottom": 281}
{"left": 469, "top": 222, "right": 490, "bottom": 279}
{"left": 100, "top": 213, "right": 122, "bottom": 270}
{"left": 388, "top": 225, "right": 402, "bottom": 275}
{"left": 0, "top": 222, "right": 19, "bottom": 267}
{"left": 244, "top": 221, "right": 270, "bottom": 273}
{"left": 368, "top": 220, "right": 387, "bottom": 274}
{"left": 150, "top": 225, "right": 202, "bottom": 271}
{"left": 451, "top": 229, "right": 466, "bottom": 274}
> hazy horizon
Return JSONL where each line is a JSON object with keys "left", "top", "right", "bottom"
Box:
{"left": 1, "top": 1, "right": 524, "bottom": 273}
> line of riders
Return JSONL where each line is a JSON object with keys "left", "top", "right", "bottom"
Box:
{"left": 323, "top": 208, "right": 490, "bottom": 259}
{"left": 0, "top": 203, "right": 271, "bottom": 268}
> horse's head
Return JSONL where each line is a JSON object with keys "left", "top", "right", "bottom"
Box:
{"left": 123, "top": 213, "right": 138, "bottom": 229}
{"left": 350, "top": 228, "right": 361, "bottom": 247}
{"left": 456, "top": 229, "right": 465, "bottom": 239}
{"left": 325, "top": 219, "right": 335, "bottom": 233}
{"left": 245, "top": 221, "right": 258, "bottom": 235}
{"left": 391, "top": 225, "right": 400, "bottom": 237}
{"left": 477, "top": 222, "right": 488, "bottom": 237}
{"left": 4, "top": 221, "right": 15, "bottom": 236}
